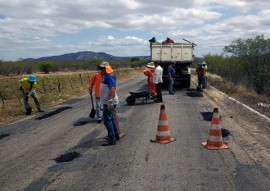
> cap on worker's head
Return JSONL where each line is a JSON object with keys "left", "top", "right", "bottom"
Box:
{"left": 98, "top": 61, "right": 113, "bottom": 74}
{"left": 147, "top": 62, "right": 155, "bottom": 69}
{"left": 172, "top": 61, "right": 176, "bottom": 65}
{"left": 202, "top": 61, "right": 207, "bottom": 66}
{"left": 198, "top": 63, "right": 202, "bottom": 67}
{"left": 149, "top": 37, "right": 156, "bottom": 42}
{"left": 27, "top": 75, "right": 36, "bottom": 82}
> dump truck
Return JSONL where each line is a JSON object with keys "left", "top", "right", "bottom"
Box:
{"left": 150, "top": 41, "right": 195, "bottom": 88}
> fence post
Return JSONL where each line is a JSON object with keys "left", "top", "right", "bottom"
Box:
{"left": 79, "top": 74, "right": 83, "bottom": 86}
{"left": 42, "top": 79, "right": 46, "bottom": 93}
{"left": 57, "top": 78, "right": 61, "bottom": 92}
{"left": 0, "top": 91, "right": 5, "bottom": 108}
{"left": 69, "top": 75, "right": 73, "bottom": 89}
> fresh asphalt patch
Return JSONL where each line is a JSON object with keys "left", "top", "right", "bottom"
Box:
{"left": 0, "top": 133, "right": 9, "bottom": 139}
{"left": 54, "top": 151, "right": 81, "bottom": 163}
{"left": 35, "top": 106, "right": 73, "bottom": 120}
{"left": 201, "top": 112, "right": 213, "bottom": 121}
{"left": 186, "top": 91, "right": 203, "bottom": 97}
{"left": 222, "top": 128, "right": 231, "bottom": 138}
{"left": 73, "top": 117, "right": 96, "bottom": 126}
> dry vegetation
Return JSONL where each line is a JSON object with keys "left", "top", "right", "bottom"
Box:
{"left": 0, "top": 68, "right": 144, "bottom": 125}
{"left": 194, "top": 70, "right": 270, "bottom": 118}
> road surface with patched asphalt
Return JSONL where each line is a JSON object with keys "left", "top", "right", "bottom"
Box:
{"left": 0, "top": 76, "right": 270, "bottom": 191}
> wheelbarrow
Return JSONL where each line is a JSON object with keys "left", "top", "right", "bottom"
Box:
{"left": 126, "top": 91, "right": 151, "bottom": 105}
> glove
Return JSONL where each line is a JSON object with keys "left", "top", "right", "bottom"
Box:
{"left": 107, "top": 99, "right": 114, "bottom": 111}
{"left": 19, "top": 87, "right": 24, "bottom": 92}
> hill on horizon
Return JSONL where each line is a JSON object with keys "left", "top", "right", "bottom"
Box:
{"left": 24, "top": 51, "right": 149, "bottom": 62}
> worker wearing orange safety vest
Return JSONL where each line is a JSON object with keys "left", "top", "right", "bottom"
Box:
{"left": 143, "top": 62, "right": 157, "bottom": 98}
{"left": 88, "top": 70, "right": 103, "bottom": 122}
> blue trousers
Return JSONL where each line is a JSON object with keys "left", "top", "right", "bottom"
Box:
{"left": 103, "top": 105, "right": 118, "bottom": 142}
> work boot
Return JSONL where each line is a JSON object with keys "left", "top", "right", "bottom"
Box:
{"left": 97, "top": 117, "right": 102, "bottom": 123}
{"left": 102, "top": 139, "right": 116, "bottom": 146}
{"left": 26, "top": 108, "right": 32, "bottom": 115}
{"left": 115, "top": 133, "right": 120, "bottom": 141}
{"left": 38, "top": 108, "right": 44, "bottom": 112}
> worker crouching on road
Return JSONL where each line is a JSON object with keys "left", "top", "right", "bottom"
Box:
{"left": 99, "top": 61, "right": 120, "bottom": 146}
{"left": 88, "top": 69, "right": 103, "bottom": 123}
{"left": 19, "top": 75, "right": 44, "bottom": 115}
{"left": 143, "top": 62, "right": 157, "bottom": 99}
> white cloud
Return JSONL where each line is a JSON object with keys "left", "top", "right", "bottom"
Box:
{"left": 0, "top": 0, "right": 270, "bottom": 60}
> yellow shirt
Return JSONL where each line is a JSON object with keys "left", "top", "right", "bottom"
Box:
{"left": 19, "top": 78, "right": 37, "bottom": 92}
{"left": 203, "top": 65, "right": 208, "bottom": 77}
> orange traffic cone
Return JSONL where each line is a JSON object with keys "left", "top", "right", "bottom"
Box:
{"left": 151, "top": 104, "right": 175, "bottom": 144}
{"left": 202, "top": 108, "right": 228, "bottom": 150}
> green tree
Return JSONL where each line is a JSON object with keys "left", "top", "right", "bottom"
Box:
{"left": 223, "top": 35, "right": 270, "bottom": 94}
{"left": 129, "top": 57, "right": 140, "bottom": 62}
{"left": 38, "top": 61, "right": 53, "bottom": 74}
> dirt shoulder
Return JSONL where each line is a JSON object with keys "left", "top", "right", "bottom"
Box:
{"left": 191, "top": 73, "right": 270, "bottom": 171}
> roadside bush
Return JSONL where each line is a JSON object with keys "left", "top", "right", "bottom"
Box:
{"left": 39, "top": 61, "right": 53, "bottom": 74}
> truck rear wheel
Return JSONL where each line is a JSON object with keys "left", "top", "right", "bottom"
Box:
{"left": 185, "top": 80, "right": 190, "bottom": 88}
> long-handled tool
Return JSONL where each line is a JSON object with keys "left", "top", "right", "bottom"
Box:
{"left": 89, "top": 92, "right": 96, "bottom": 118}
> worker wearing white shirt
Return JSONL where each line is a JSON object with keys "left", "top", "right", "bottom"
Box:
{"left": 153, "top": 62, "right": 163, "bottom": 103}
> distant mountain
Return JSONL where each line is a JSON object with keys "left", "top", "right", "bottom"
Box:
{"left": 24, "top": 51, "right": 149, "bottom": 62}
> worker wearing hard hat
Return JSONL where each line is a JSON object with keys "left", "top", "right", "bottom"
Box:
{"left": 202, "top": 61, "right": 208, "bottom": 88}
{"left": 19, "top": 75, "right": 44, "bottom": 115}
{"left": 143, "top": 62, "right": 157, "bottom": 98}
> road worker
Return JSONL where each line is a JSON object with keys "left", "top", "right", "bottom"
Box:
{"left": 99, "top": 61, "right": 120, "bottom": 146}
{"left": 162, "top": 36, "right": 174, "bottom": 44}
{"left": 143, "top": 62, "right": 157, "bottom": 99}
{"left": 168, "top": 61, "right": 176, "bottom": 95}
{"left": 19, "top": 75, "right": 44, "bottom": 115}
{"left": 153, "top": 61, "right": 163, "bottom": 102}
{"left": 202, "top": 61, "right": 208, "bottom": 88}
{"left": 88, "top": 69, "right": 103, "bottom": 123}
{"left": 196, "top": 64, "right": 205, "bottom": 92}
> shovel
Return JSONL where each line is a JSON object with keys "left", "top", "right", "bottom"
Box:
{"left": 89, "top": 92, "right": 96, "bottom": 118}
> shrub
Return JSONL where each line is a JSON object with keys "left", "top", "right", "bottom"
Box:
{"left": 39, "top": 61, "right": 53, "bottom": 74}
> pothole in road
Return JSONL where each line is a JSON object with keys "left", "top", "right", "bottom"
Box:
{"left": 201, "top": 112, "right": 223, "bottom": 122}
{"left": 35, "top": 106, "right": 73, "bottom": 120}
{"left": 0, "top": 133, "right": 9, "bottom": 139}
{"left": 222, "top": 128, "right": 231, "bottom": 138}
{"left": 186, "top": 92, "right": 203, "bottom": 97}
{"left": 201, "top": 112, "right": 213, "bottom": 121}
{"left": 74, "top": 121, "right": 89, "bottom": 126}
{"left": 54, "top": 151, "right": 81, "bottom": 163}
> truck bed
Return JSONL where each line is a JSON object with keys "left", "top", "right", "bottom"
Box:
{"left": 150, "top": 43, "right": 194, "bottom": 62}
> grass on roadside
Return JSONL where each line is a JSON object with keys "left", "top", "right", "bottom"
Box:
{"left": 0, "top": 68, "right": 144, "bottom": 125}
{"left": 191, "top": 69, "right": 270, "bottom": 118}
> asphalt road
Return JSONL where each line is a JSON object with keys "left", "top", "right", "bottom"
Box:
{"left": 0, "top": 76, "right": 269, "bottom": 191}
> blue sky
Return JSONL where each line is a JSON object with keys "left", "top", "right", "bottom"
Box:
{"left": 0, "top": 0, "right": 270, "bottom": 61}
